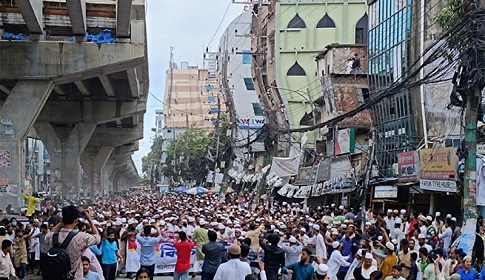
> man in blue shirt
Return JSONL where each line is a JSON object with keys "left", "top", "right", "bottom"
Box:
{"left": 339, "top": 227, "right": 354, "bottom": 280}
{"left": 82, "top": 256, "right": 101, "bottom": 280}
{"left": 101, "top": 229, "right": 123, "bottom": 280}
{"left": 281, "top": 247, "right": 314, "bottom": 280}
{"left": 457, "top": 256, "right": 476, "bottom": 280}
{"left": 136, "top": 222, "right": 162, "bottom": 280}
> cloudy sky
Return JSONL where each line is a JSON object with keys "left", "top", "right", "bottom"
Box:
{"left": 132, "top": 0, "right": 244, "bottom": 173}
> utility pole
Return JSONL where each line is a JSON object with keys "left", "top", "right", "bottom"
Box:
{"left": 220, "top": 35, "right": 238, "bottom": 171}
{"left": 306, "top": 88, "right": 317, "bottom": 149}
{"left": 172, "top": 118, "right": 177, "bottom": 183}
{"left": 212, "top": 93, "right": 222, "bottom": 187}
{"left": 184, "top": 109, "right": 190, "bottom": 171}
{"left": 361, "top": 127, "right": 376, "bottom": 230}
{"left": 251, "top": 0, "right": 268, "bottom": 204}
{"left": 463, "top": 0, "right": 483, "bottom": 223}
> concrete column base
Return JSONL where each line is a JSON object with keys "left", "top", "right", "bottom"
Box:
{"left": 36, "top": 122, "right": 96, "bottom": 199}
{"left": 81, "top": 146, "right": 113, "bottom": 197}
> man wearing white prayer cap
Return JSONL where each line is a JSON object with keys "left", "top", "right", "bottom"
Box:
{"left": 327, "top": 241, "right": 350, "bottom": 280}
{"left": 353, "top": 253, "right": 378, "bottom": 280}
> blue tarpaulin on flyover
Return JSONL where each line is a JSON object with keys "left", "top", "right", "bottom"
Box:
{"left": 2, "top": 32, "right": 26, "bottom": 41}
{"left": 69, "top": 29, "right": 115, "bottom": 44}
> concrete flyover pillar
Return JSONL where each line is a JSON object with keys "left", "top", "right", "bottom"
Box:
{"left": 35, "top": 122, "right": 96, "bottom": 199}
{"left": 81, "top": 146, "right": 114, "bottom": 197}
{"left": 0, "top": 81, "right": 53, "bottom": 210}
{"left": 111, "top": 162, "right": 130, "bottom": 193}
{"left": 102, "top": 160, "right": 115, "bottom": 196}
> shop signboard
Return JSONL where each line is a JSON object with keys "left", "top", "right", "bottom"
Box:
{"left": 419, "top": 147, "right": 458, "bottom": 180}
{"left": 420, "top": 179, "right": 457, "bottom": 192}
{"left": 316, "top": 158, "right": 331, "bottom": 182}
{"left": 374, "top": 185, "right": 398, "bottom": 198}
{"left": 397, "top": 151, "right": 419, "bottom": 182}
{"left": 294, "top": 166, "right": 317, "bottom": 186}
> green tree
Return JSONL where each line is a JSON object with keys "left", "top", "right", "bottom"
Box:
{"left": 435, "top": 0, "right": 465, "bottom": 31}
{"left": 141, "top": 135, "right": 164, "bottom": 184}
{"left": 162, "top": 127, "right": 212, "bottom": 182}
{"left": 206, "top": 115, "right": 233, "bottom": 172}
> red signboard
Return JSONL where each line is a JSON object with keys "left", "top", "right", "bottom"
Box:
{"left": 397, "top": 151, "right": 419, "bottom": 181}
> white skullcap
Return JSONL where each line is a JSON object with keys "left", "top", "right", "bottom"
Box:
{"left": 385, "top": 242, "right": 395, "bottom": 251}
{"left": 332, "top": 241, "right": 340, "bottom": 248}
{"left": 418, "top": 233, "right": 425, "bottom": 239}
{"left": 289, "top": 236, "right": 297, "bottom": 243}
{"left": 316, "top": 264, "right": 329, "bottom": 275}
{"left": 313, "top": 224, "right": 320, "bottom": 231}
{"left": 436, "top": 212, "right": 441, "bottom": 216}
{"left": 365, "top": 253, "right": 374, "bottom": 259}
{"left": 357, "top": 249, "right": 363, "bottom": 257}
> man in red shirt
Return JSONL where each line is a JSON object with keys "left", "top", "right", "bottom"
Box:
{"left": 173, "top": 231, "right": 194, "bottom": 280}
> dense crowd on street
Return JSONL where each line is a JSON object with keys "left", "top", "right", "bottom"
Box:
{"left": 0, "top": 189, "right": 481, "bottom": 280}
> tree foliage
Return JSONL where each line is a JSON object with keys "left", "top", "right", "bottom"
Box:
{"left": 142, "top": 115, "right": 234, "bottom": 185}
{"left": 435, "top": 0, "right": 465, "bottom": 31}
{"left": 161, "top": 127, "right": 211, "bottom": 182}
{"left": 141, "top": 135, "right": 164, "bottom": 183}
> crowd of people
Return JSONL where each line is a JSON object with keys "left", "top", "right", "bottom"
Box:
{"left": 0, "top": 189, "right": 481, "bottom": 280}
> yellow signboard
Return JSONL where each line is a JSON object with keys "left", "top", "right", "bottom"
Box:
{"left": 419, "top": 147, "right": 458, "bottom": 180}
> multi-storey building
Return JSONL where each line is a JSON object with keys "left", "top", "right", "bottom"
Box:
{"left": 274, "top": 0, "right": 368, "bottom": 148}
{"left": 368, "top": 0, "right": 462, "bottom": 215}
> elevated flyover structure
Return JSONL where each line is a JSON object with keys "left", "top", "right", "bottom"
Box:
{"left": 0, "top": 0, "right": 148, "bottom": 207}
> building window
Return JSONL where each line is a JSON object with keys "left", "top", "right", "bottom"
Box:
{"left": 287, "top": 61, "right": 306, "bottom": 76}
{"left": 252, "top": 103, "right": 264, "bottom": 116}
{"left": 208, "top": 96, "right": 216, "bottom": 103}
{"left": 316, "top": 13, "right": 336, "bottom": 28}
{"left": 287, "top": 13, "right": 306, "bottom": 28}
{"left": 356, "top": 88, "right": 370, "bottom": 104}
{"left": 355, "top": 13, "right": 368, "bottom": 44}
{"left": 243, "top": 78, "right": 255, "bottom": 90}
{"left": 242, "top": 51, "right": 251, "bottom": 64}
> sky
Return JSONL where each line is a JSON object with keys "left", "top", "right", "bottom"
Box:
{"left": 132, "top": 0, "right": 244, "bottom": 173}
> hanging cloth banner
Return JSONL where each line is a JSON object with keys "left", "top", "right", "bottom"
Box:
{"left": 269, "top": 156, "right": 300, "bottom": 178}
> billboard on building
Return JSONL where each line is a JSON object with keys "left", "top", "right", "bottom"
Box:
{"left": 374, "top": 185, "right": 398, "bottom": 198}
{"left": 334, "top": 128, "right": 355, "bottom": 155}
{"left": 294, "top": 166, "right": 317, "bottom": 186}
{"left": 419, "top": 147, "right": 458, "bottom": 180}
{"left": 397, "top": 151, "right": 419, "bottom": 181}
{"left": 238, "top": 117, "right": 266, "bottom": 129}
{"left": 316, "top": 158, "right": 331, "bottom": 182}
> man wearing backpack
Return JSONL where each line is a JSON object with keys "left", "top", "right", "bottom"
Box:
{"left": 45, "top": 206, "right": 101, "bottom": 280}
